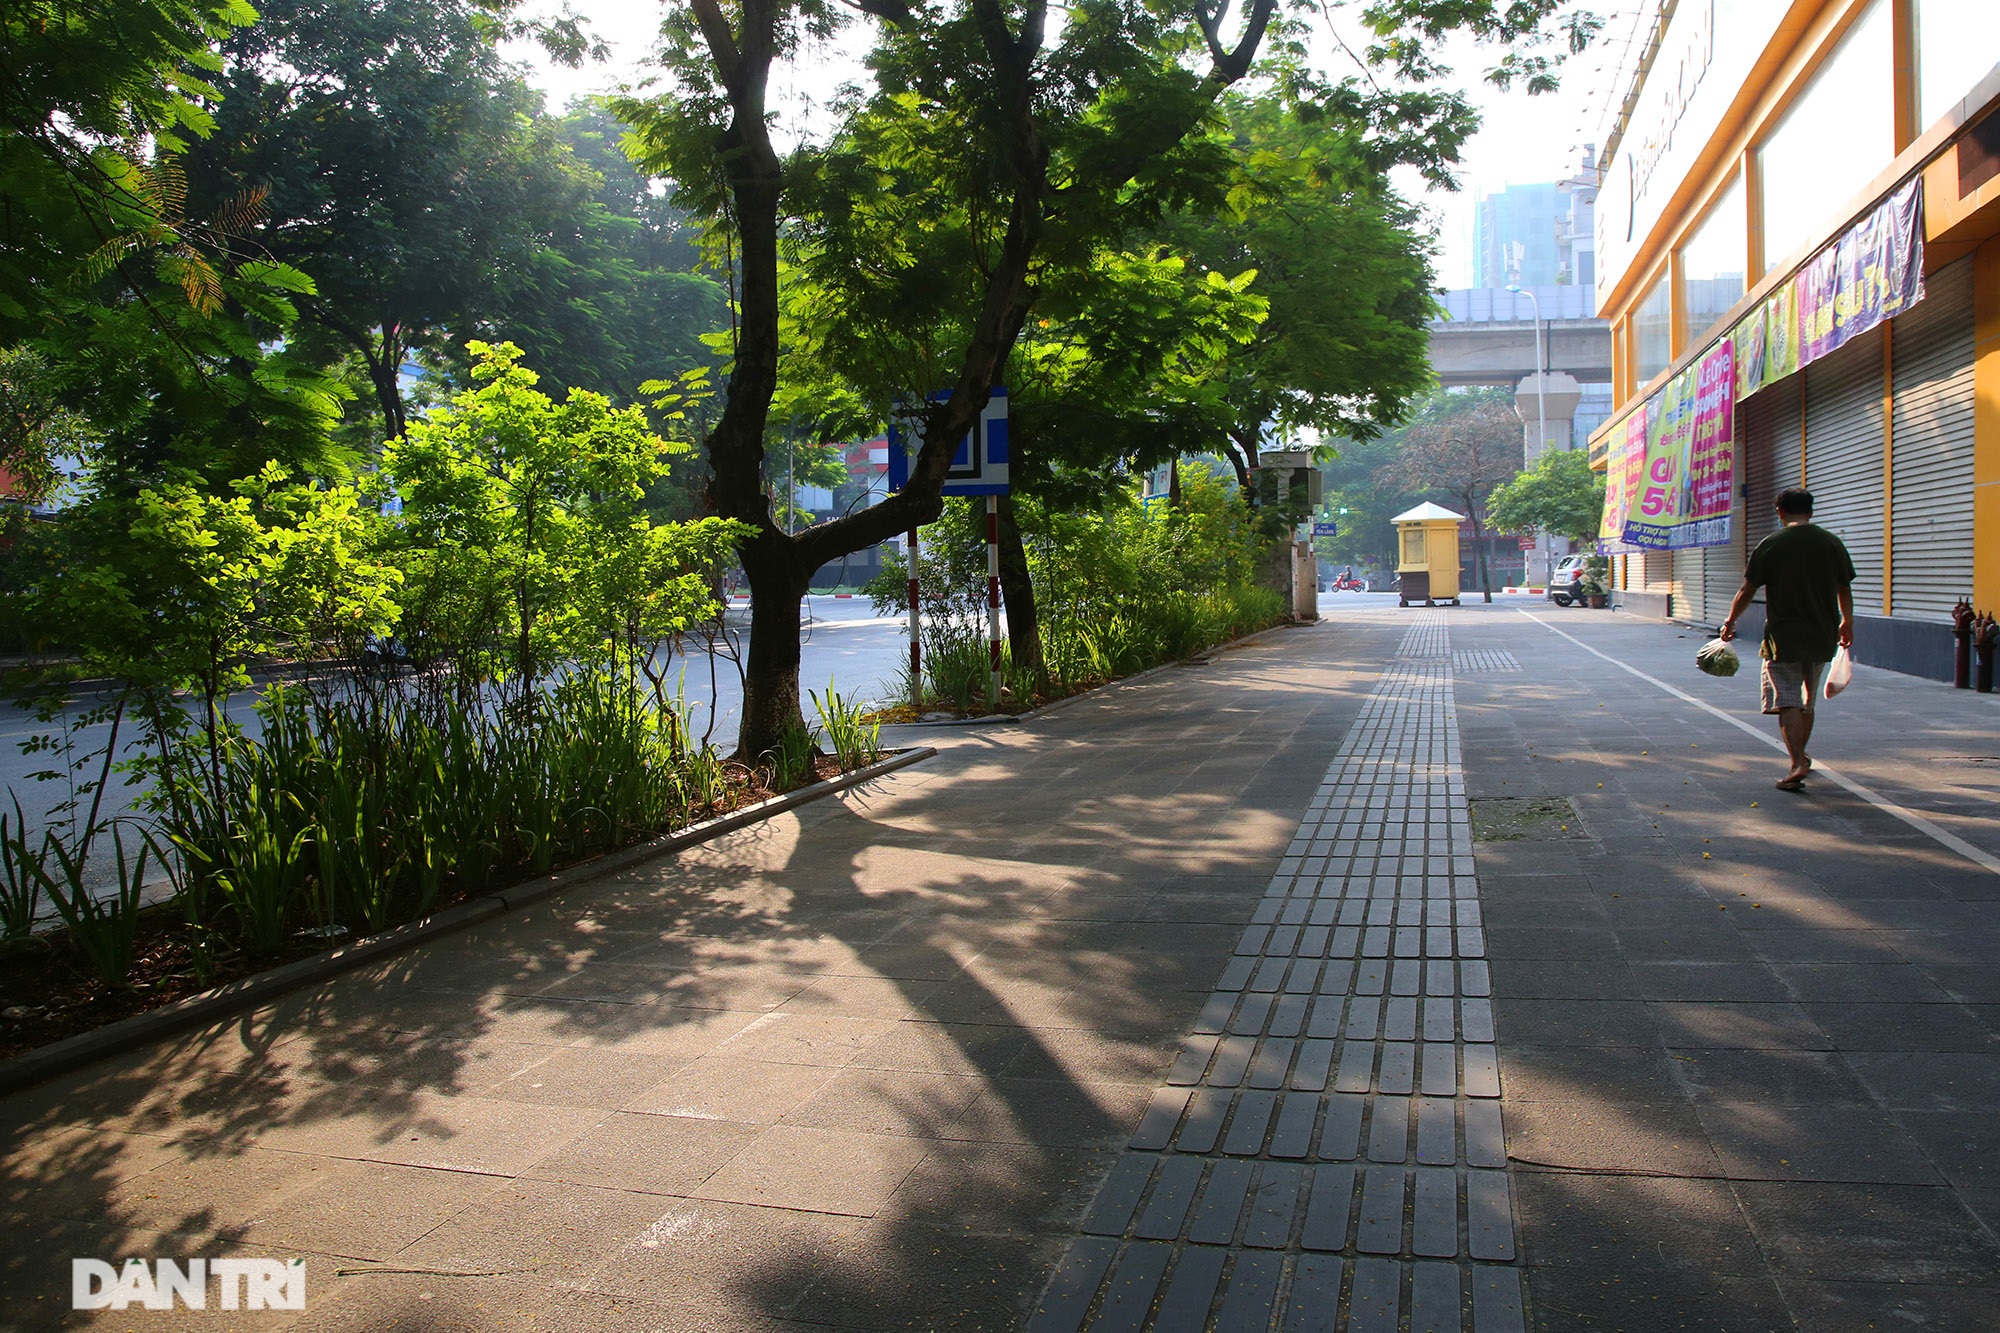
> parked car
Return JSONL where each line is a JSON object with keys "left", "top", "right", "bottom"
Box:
{"left": 1548, "top": 555, "right": 1590, "bottom": 606}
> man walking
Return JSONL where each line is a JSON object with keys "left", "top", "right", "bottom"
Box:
{"left": 1720, "top": 488, "right": 1855, "bottom": 791}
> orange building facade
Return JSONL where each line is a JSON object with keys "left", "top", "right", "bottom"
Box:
{"left": 1591, "top": 0, "right": 2000, "bottom": 679}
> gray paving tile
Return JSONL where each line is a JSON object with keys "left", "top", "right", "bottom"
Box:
{"left": 1082, "top": 1155, "right": 1156, "bottom": 1236}
{"left": 1347, "top": 1256, "right": 1403, "bottom": 1332}
{"left": 1467, "top": 1169, "right": 1515, "bottom": 1261}
{"left": 1301, "top": 1163, "right": 1357, "bottom": 1251}
{"left": 1281, "top": 1253, "right": 1345, "bottom": 1332}
{"left": 1213, "top": 1250, "right": 1284, "bottom": 1332}
{"left": 1134, "top": 1156, "right": 1205, "bottom": 1241}
{"left": 1129, "top": 1087, "right": 1191, "bottom": 1151}
{"left": 1222, "top": 1090, "right": 1278, "bottom": 1156}
{"left": 1022, "top": 1236, "right": 1117, "bottom": 1333}
{"left": 1410, "top": 1260, "right": 1462, "bottom": 1333}
{"left": 1092, "top": 1241, "right": 1172, "bottom": 1333}
{"left": 1186, "top": 1159, "right": 1253, "bottom": 1246}
{"left": 1356, "top": 1165, "right": 1405, "bottom": 1254}
{"left": 1150, "top": 1245, "right": 1226, "bottom": 1329}
{"left": 1412, "top": 1167, "right": 1458, "bottom": 1257}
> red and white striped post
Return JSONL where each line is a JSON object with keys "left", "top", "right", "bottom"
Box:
{"left": 907, "top": 527, "right": 922, "bottom": 707}
{"left": 986, "top": 495, "right": 1002, "bottom": 708}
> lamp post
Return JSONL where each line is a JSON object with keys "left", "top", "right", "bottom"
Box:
{"left": 1506, "top": 282, "right": 1552, "bottom": 585}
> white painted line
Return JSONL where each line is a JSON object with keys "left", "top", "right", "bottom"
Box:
{"left": 1518, "top": 610, "right": 2000, "bottom": 878}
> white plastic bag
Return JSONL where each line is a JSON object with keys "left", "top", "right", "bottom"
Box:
{"left": 1695, "top": 637, "right": 1740, "bottom": 677}
{"left": 1824, "top": 646, "right": 1853, "bottom": 699}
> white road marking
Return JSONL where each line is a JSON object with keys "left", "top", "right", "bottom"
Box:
{"left": 1518, "top": 610, "right": 2000, "bottom": 878}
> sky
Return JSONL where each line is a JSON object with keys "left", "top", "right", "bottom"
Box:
{"left": 508, "top": 2, "right": 1658, "bottom": 290}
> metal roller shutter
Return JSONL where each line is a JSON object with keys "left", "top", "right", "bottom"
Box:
{"left": 1890, "top": 257, "right": 1976, "bottom": 620}
{"left": 1641, "top": 550, "right": 1674, "bottom": 595}
{"left": 1703, "top": 519, "right": 1747, "bottom": 624}
{"left": 1672, "top": 546, "right": 1707, "bottom": 622}
{"left": 1803, "top": 328, "right": 1886, "bottom": 613}
{"left": 1744, "top": 378, "right": 1803, "bottom": 548}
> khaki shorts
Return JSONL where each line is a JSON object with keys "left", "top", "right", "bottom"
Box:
{"left": 1760, "top": 659, "right": 1828, "bottom": 714}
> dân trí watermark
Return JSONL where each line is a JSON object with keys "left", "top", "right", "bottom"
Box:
{"left": 72, "top": 1257, "right": 306, "bottom": 1310}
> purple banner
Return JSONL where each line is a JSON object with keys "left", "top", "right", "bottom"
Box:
{"left": 1741, "top": 177, "right": 1924, "bottom": 397}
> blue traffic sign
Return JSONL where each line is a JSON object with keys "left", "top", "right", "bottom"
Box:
{"left": 1312, "top": 520, "right": 1339, "bottom": 537}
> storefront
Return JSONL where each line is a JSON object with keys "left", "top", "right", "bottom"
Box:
{"left": 1589, "top": 0, "right": 2000, "bottom": 680}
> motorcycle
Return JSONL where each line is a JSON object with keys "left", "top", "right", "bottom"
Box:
{"left": 1329, "top": 572, "right": 1367, "bottom": 592}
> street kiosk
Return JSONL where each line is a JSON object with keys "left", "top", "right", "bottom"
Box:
{"left": 1391, "top": 502, "right": 1465, "bottom": 607}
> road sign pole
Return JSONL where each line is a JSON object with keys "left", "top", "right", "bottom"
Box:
{"left": 907, "top": 528, "right": 921, "bottom": 708}
{"left": 986, "top": 496, "right": 1002, "bottom": 709}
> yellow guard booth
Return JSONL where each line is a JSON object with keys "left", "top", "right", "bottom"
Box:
{"left": 1392, "top": 502, "right": 1465, "bottom": 607}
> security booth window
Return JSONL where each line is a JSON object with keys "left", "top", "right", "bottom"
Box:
{"left": 1402, "top": 528, "right": 1426, "bottom": 564}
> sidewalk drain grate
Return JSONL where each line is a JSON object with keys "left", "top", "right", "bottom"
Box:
{"left": 1468, "top": 797, "right": 1588, "bottom": 842}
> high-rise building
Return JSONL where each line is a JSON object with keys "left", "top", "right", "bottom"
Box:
{"left": 1472, "top": 161, "right": 1599, "bottom": 289}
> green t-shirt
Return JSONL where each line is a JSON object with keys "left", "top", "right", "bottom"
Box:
{"left": 1743, "top": 522, "right": 1855, "bottom": 663}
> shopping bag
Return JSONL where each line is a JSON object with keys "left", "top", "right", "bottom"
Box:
{"left": 1824, "top": 646, "right": 1853, "bottom": 699}
{"left": 1695, "top": 637, "right": 1739, "bottom": 677}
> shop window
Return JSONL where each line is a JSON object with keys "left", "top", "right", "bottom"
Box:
{"left": 1757, "top": 0, "right": 1894, "bottom": 270}
{"left": 1680, "top": 176, "right": 1745, "bottom": 349}
{"left": 1633, "top": 273, "right": 1672, "bottom": 386}
{"left": 1915, "top": 0, "right": 2000, "bottom": 131}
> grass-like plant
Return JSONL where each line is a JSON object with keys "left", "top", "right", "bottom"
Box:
{"left": 810, "top": 681, "right": 883, "bottom": 771}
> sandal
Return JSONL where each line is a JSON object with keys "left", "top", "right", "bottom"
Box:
{"left": 1775, "top": 774, "right": 1806, "bottom": 792}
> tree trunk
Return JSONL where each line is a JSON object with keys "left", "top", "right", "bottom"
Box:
{"left": 1467, "top": 492, "right": 1493, "bottom": 604}
{"left": 994, "top": 493, "right": 1044, "bottom": 694}
{"left": 738, "top": 538, "right": 807, "bottom": 761}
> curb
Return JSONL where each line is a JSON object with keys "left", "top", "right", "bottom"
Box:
{"left": 0, "top": 747, "right": 937, "bottom": 1094}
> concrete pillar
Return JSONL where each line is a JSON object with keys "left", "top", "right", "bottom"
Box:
{"left": 1514, "top": 371, "right": 1584, "bottom": 587}
{"left": 1514, "top": 371, "right": 1583, "bottom": 460}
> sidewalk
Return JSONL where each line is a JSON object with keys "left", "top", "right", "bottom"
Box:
{"left": 0, "top": 602, "right": 1995, "bottom": 1330}
{"left": 1452, "top": 602, "right": 2000, "bottom": 1329}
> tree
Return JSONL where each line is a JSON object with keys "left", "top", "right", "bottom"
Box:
{"left": 1158, "top": 93, "right": 1438, "bottom": 490}
{"left": 1386, "top": 390, "right": 1522, "bottom": 603}
{"left": 379, "top": 342, "right": 745, "bottom": 695}
{"left": 1486, "top": 446, "right": 1606, "bottom": 545}
{"left": 621, "top": 0, "right": 1596, "bottom": 758}
{"left": 183, "top": 0, "right": 631, "bottom": 445}
{"left": 0, "top": 0, "right": 249, "bottom": 343}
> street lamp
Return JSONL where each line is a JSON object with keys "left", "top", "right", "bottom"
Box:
{"left": 1506, "top": 282, "right": 1553, "bottom": 586}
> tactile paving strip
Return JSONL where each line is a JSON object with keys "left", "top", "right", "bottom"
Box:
{"left": 1449, "top": 650, "right": 1520, "bottom": 674}
{"left": 1027, "top": 612, "right": 1523, "bottom": 1332}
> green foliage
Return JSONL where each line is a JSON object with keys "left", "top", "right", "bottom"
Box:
{"left": 0, "top": 800, "right": 48, "bottom": 941}
{"left": 869, "top": 475, "right": 1286, "bottom": 711}
{"left": 33, "top": 822, "right": 158, "bottom": 988}
{"left": 811, "top": 683, "right": 884, "bottom": 771}
{"left": 1486, "top": 447, "right": 1608, "bottom": 545}
{"left": 764, "top": 720, "right": 822, "bottom": 792}
{"left": 0, "top": 0, "right": 252, "bottom": 341}
{"left": 381, "top": 341, "right": 747, "bottom": 690}
{"left": 182, "top": 0, "right": 728, "bottom": 444}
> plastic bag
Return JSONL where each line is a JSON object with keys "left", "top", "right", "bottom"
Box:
{"left": 1695, "top": 637, "right": 1740, "bottom": 677}
{"left": 1824, "top": 645, "right": 1853, "bottom": 699}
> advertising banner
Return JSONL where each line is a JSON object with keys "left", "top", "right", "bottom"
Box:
{"left": 1622, "top": 360, "right": 1699, "bottom": 548}
{"left": 1740, "top": 177, "right": 1923, "bottom": 398}
{"left": 1599, "top": 404, "right": 1649, "bottom": 548}
{"left": 1683, "top": 341, "right": 1737, "bottom": 546}
{"left": 1600, "top": 341, "right": 1736, "bottom": 551}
